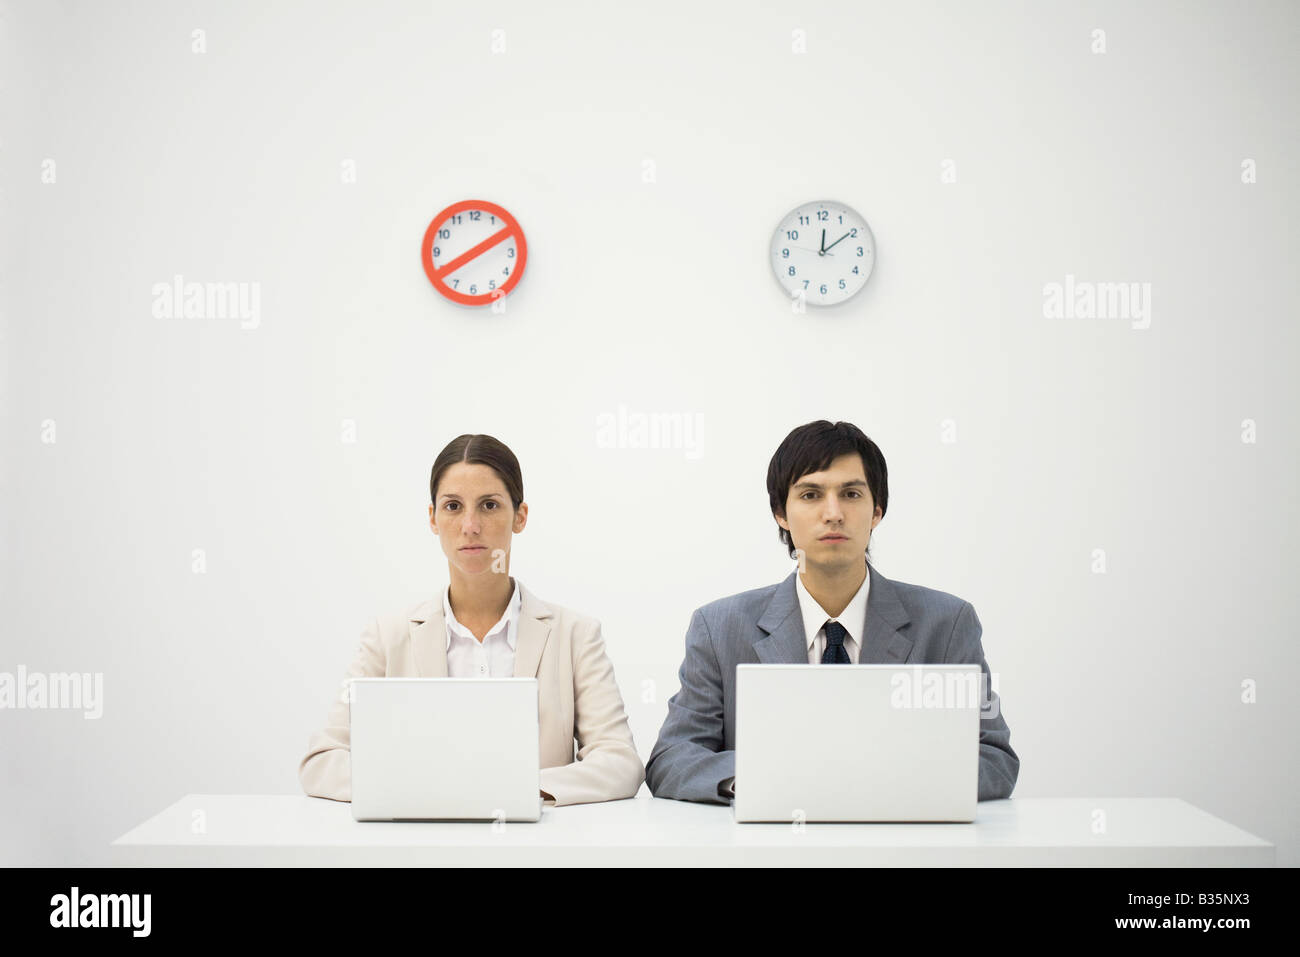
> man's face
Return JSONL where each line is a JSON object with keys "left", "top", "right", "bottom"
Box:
{"left": 428, "top": 462, "right": 527, "bottom": 576}
{"left": 776, "top": 452, "right": 881, "bottom": 570}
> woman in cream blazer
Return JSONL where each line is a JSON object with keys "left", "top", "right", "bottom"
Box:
{"left": 298, "top": 434, "right": 644, "bottom": 807}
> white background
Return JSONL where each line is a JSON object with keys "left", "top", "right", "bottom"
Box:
{"left": 2, "top": 0, "right": 1297, "bottom": 865}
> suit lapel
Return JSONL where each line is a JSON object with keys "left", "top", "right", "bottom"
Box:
{"left": 512, "top": 583, "right": 553, "bottom": 678}
{"left": 409, "top": 597, "right": 448, "bottom": 677}
{"left": 754, "top": 571, "right": 807, "bottom": 663}
{"left": 859, "top": 562, "right": 914, "bottom": 663}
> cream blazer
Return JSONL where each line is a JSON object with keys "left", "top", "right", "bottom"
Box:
{"left": 299, "top": 582, "right": 644, "bottom": 807}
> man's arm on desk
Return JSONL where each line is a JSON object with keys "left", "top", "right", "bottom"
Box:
{"left": 298, "top": 618, "right": 386, "bottom": 802}
{"left": 645, "top": 608, "right": 735, "bottom": 804}
{"left": 946, "top": 601, "right": 1020, "bottom": 800}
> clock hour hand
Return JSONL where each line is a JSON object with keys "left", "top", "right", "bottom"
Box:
{"left": 820, "top": 229, "right": 825, "bottom": 254}
{"left": 823, "top": 230, "right": 853, "bottom": 253}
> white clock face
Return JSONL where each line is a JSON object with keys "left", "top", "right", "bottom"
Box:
{"left": 770, "top": 201, "right": 875, "bottom": 306}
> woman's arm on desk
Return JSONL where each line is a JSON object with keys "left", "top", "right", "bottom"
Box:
{"left": 539, "top": 618, "right": 644, "bottom": 807}
{"left": 298, "top": 618, "right": 386, "bottom": 802}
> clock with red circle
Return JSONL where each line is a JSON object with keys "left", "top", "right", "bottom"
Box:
{"left": 421, "top": 199, "right": 527, "bottom": 306}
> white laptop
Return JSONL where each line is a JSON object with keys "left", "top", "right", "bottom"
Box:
{"left": 349, "top": 677, "right": 542, "bottom": 822}
{"left": 734, "top": 664, "right": 982, "bottom": 823}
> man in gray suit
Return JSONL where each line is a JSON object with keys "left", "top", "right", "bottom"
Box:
{"left": 646, "top": 420, "right": 1019, "bottom": 804}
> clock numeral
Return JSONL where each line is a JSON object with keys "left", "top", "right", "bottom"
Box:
{"left": 817, "top": 210, "right": 828, "bottom": 221}
{"left": 470, "top": 284, "right": 478, "bottom": 294}
{"left": 839, "top": 279, "right": 846, "bottom": 290}
{"left": 798, "top": 215, "right": 809, "bottom": 225}
{"left": 850, "top": 228, "right": 858, "bottom": 237}
{"left": 788, "top": 266, "right": 796, "bottom": 276}
{"left": 439, "top": 229, "right": 450, "bottom": 239}
{"left": 857, "top": 247, "right": 864, "bottom": 256}
{"left": 470, "top": 211, "right": 481, "bottom": 221}
{"left": 451, "top": 215, "right": 462, "bottom": 225}
{"left": 489, "top": 279, "right": 496, "bottom": 290}
{"left": 852, "top": 266, "right": 859, "bottom": 275}
{"left": 781, "top": 248, "right": 790, "bottom": 259}
{"left": 820, "top": 284, "right": 827, "bottom": 294}
{"left": 503, "top": 266, "right": 510, "bottom": 276}
{"left": 786, "top": 230, "right": 799, "bottom": 240}
{"left": 802, "top": 280, "right": 809, "bottom": 289}
{"left": 507, "top": 247, "right": 515, "bottom": 258}
{"left": 433, "top": 246, "right": 440, "bottom": 257}
{"left": 451, "top": 279, "right": 459, "bottom": 289}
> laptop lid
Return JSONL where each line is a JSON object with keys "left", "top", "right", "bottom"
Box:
{"left": 734, "top": 664, "right": 982, "bottom": 823}
{"left": 349, "top": 677, "right": 541, "bottom": 822}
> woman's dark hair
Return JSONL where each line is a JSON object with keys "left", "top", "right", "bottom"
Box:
{"left": 429, "top": 434, "right": 524, "bottom": 511}
{"left": 766, "top": 420, "right": 888, "bottom": 562}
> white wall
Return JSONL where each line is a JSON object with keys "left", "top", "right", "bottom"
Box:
{"left": 2, "top": 0, "right": 1297, "bottom": 865}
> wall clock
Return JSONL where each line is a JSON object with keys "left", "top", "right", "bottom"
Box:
{"left": 422, "top": 199, "right": 527, "bottom": 306}
{"left": 770, "top": 200, "right": 875, "bottom": 305}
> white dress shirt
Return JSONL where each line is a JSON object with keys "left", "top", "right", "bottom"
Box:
{"left": 443, "top": 577, "right": 522, "bottom": 677}
{"left": 795, "top": 569, "right": 870, "bottom": 664}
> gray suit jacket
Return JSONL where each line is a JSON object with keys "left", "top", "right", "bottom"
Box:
{"left": 645, "top": 562, "right": 1020, "bottom": 804}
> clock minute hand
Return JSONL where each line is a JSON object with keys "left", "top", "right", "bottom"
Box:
{"left": 822, "top": 230, "right": 853, "bottom": 253}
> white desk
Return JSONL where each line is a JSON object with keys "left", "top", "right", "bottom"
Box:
{"left": 110, "top": 795, "right": 1274, "bottom": 866}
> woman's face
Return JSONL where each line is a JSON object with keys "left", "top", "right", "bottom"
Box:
{"left": 428, "top": 462, "right": 527, "bottom": 576}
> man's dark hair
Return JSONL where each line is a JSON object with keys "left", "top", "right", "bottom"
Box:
{"left": 766, "top": 420, "right": 888, "bottom": 562}
{"left": 430, "top": 434, "right": 524, "bottom": 511}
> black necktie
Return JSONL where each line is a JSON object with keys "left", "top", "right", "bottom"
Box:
{"left": 822, "top": 620, "right": 851, "bottom": 664}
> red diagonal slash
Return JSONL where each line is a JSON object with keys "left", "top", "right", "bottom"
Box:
{"left": 433, "top": 225, "right": 513, "bottom": 277}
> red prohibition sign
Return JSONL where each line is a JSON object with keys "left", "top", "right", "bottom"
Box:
{"left": 421, "top": 199, "right": 527, "bottom": 307}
